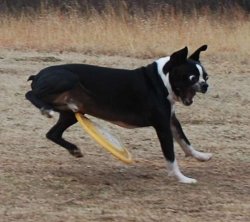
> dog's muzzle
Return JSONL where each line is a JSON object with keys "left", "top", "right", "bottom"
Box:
{"left": 200, "top": 82, "right": 209, "bottom": 93}
{"left": 193, "top": 82, "right": 209, "bottom": 93}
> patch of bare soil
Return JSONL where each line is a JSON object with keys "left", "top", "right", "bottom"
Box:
{"left": 0, "top": 50, "right": 249, "bottom": 222}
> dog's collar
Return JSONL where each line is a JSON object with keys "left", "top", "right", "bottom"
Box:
{"left": 156, "top": 57, "right": 178, "bottom": 103}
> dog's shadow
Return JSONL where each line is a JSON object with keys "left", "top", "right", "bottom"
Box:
{"left": 48, "top": 161, "right": 168, "bottom": 193}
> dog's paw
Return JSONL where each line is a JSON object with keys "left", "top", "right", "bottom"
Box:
{"left": 167, "top": 160, "right": 197, "bottom": 184}
{"left": 178, "top": 176, "right": 197, "bottom": 184}
{"left": 68, "top": 148, "right": 83, "bottom": 158}
{"left": 168, "top": 171, "right": 197, "bottom": 184}
{"left": 193, "top": 151, "right": 213, "bottom": 162}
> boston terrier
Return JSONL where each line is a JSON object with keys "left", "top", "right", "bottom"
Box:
{"left": 25, "top": 45, "right": 212, "bottom": 183}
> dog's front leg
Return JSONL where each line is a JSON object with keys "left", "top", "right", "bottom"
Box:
{"left": 154, "top": 124, "right": 197, "bottom": 184}
{"left": 171, "top": 114, "right": 212, "bottom": 161}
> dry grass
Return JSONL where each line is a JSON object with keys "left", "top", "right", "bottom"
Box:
{"left": 0, "top": 5, "right": 249, "bottom": 57}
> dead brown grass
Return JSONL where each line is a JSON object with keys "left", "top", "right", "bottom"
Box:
{"left": 0, "top": 5, "right": 249, "bottom": 57}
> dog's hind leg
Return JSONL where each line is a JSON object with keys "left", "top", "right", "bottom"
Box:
{"left": 25, "top": 91, "right": 54, "bottom": 118}
{"left": 46, "top": 112, "right": 83, "bottom": 158}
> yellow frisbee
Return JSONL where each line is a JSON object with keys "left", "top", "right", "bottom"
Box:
{"left": 75, "top": 113, "right": 133, "bottom": 164}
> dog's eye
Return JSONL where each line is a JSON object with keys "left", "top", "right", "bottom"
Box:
{"left": 189, "top": 75, "right": 197, "bottom": 82}
{"left": 204, "top": 75, "right": 209, "bottom": 81}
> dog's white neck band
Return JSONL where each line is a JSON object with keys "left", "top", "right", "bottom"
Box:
{"left": 165, "top": 73, "right": 178, "bottom": 103}
{"left": 156, "top": 57, "right": 178, "bottom": 103}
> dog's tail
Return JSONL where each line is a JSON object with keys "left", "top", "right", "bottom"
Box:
{"left": 27, "top": 75, "right": 36, "bottom": 81}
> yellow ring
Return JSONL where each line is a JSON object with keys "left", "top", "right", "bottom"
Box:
{"left": 75, "top": 113, "right": 133, "bottom": 164}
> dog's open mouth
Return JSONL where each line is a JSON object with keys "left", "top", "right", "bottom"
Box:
{"left": 180, "top": 88, "right": 196, "bottom": 106}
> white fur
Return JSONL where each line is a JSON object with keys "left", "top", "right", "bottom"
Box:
{"left": 48, "top": 110, "right": 55, "bottom": 117}
{"left": 155, "top": 57, "right": 179, "bottom": 104}
{"left": 196, "top": 64, "right": 205, "bottom": 83}
{"left": 180, "top": 140, "right": 212, "bottom": 161}
{"left": 171, "top": 123, "right": 212, "bottom": 161}
{"left": 171, "top": 103, "right": 176, "bottom": 115}
{"left": 40, "top": 108, "right": 54, "bottom": 118}
{"left": 67, "top": 102, "right": 79, "bottom": 112}
{"left": 156, "top": 56, "right": 170, "bottom": 77}
{"left": 186, "top": 144, "right": 213, "bottom": 161}
{"left": 168, "top": 160, "right": 197, "bottom": 184}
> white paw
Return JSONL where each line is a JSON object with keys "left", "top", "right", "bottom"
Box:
{"left": 193, "top": 151, "right": 213, "bottom": 162}
{"left": 168, "top": 160, "right": 197, "bottom": 184}
{"left": 168, "top": 171, "right": 197, "bottom": 184}
{"left": 178, "top": 176, "right": 197, "bottom": 184}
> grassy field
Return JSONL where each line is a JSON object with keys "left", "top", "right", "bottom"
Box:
{"left": 0, "top": 5, "right": 249, "bottom": 57}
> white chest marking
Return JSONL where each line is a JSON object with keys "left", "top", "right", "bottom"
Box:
{"left": 155, "top": 57, "right": 178, "bottom": 105}
{"left": 156, "top": 57, "right": 170, "bottom": 77}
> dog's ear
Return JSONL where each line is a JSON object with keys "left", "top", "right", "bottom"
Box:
{"left": 163, "top": 47, "right": 188, "bottom": 74}
{"left": 189, "top": 45, "right": 207, "bottom": 61}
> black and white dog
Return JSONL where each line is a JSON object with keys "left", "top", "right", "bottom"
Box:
{"left": 25, "top": 45, "right": 212, "bottom": 183}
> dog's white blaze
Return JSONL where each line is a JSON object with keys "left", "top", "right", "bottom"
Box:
{"left": 196, "top": 64, "right": 205, "bottom": 83}
{"left": 168, "top": 160, "right": 197, "bottom": 184}
{"left": 156, "top": 57, "right": 178, "bottom": 104}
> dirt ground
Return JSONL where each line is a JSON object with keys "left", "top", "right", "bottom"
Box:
{"left": 0, "top": 49, "right": 249, "bottom": 222}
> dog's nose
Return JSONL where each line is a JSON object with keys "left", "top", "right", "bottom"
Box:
{"left": 201, "top": 82, "right": 209, "bottom": 93}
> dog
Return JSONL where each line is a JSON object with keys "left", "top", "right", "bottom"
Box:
{"left": 25, "top": 45, "right": 212, "bottom": 183}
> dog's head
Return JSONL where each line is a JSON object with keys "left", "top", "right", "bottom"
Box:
{"left": 157, "top": 45, "right": 209, "bottom": 106}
